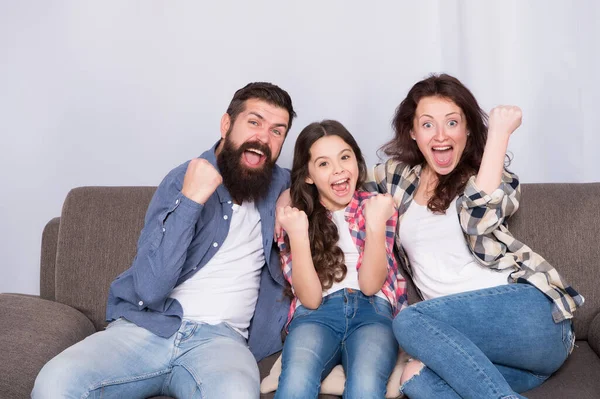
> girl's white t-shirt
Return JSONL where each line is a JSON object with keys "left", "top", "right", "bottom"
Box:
{"left": 297, "top": 209, "right": 387, "bottom": 306}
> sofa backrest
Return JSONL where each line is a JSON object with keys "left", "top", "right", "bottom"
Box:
{"left": 42, "top": 183, "right": 600, "bottom": 338}
{"left": 507, "top": 183, "right": 600, "bottom": 340}
{"left": 52, "top": 186, "right": 155, "bottom": 331}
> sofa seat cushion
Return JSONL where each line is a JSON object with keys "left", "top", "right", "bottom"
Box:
{"left": 259, "top": 342, "right": 600, "bottom": 399}
{"left": 524, "top": 341, "right": 600, "bottom": 398}
{"left": 0, "top": 294, "right": 95, "bottom": 398}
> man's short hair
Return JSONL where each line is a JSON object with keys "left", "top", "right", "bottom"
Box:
{"left": 226, "top": 82, "right": 296, "bottom": 133}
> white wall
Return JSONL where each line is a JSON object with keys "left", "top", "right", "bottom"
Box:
{"left": 1, "top": 0, "right": 599, "bottom": 295}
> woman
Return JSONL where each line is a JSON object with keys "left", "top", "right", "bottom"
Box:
{"left": 369, "top": 74, "right": 584, "bottom": 398}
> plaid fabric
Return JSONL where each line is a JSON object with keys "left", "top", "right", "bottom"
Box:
{"left": 278, "top": 190, "right": 408, "bottom": 327}
{"left": 365, "top": 160, "right": 584, "bottom": 323}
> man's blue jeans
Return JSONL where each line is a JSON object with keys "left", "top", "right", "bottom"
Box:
{"left": 393, "top": 283, "right": 574, "bottom": 399}
{"left": 32, "top": 319, "right": 259, "bottom": 398}
{"left": 274, "top": 289, "right": 398, "bottom": 399}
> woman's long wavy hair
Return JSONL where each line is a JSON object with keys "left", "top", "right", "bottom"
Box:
{"left": 284, "top": 120, "right": 367, "bottom": 295}
{"left": 380, "top": 73, "right": 489, "bottom": 213}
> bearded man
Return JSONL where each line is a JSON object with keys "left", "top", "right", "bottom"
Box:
{"left": 33, "top": 82, "right": 296, "bottom": 399}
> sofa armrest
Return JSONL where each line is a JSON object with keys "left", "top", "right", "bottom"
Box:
{"left": 589, "top": 312, "right": 600, "bottom": 357}
{"left": 41, "top": 217, "right": 60, "bottom": 301}
{"left": 0, "top": 293, "right": 96, "bottom": 398}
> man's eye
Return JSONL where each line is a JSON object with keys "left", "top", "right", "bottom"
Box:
{"left": 249, "top": 121, "right": 258, "bottom": 126}
{"left": 273, "top": 129, "right": 282, "bottom": 136}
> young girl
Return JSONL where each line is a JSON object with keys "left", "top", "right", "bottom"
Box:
{"left": 369, "top": 74, "right": 584, "bottom": 398}
{"left": 274, "top": 120, "right": 407, "bottom": 399}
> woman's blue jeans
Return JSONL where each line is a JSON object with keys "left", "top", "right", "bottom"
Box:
{"left": 274, "top": 288, "right": 398, "bottom": 399}
{"left": 393, "top": 283, "right": 574, "bottom": 399}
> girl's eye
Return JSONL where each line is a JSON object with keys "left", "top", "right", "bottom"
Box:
{"left": 341, "top": 154, "right": 351, "bottom": 160}
{"left": 423, "top": 122, "right": 433, "bottom": 129}
{"left": 318, "top": 161, "right": 328, "bottom": 167}
{"left": 448, "top": 120, "right": 458, "bottom": 127}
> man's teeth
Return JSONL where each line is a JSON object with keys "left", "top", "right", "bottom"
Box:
{"left": 433, "top": 146, "right": 452, "bottom": 151}
{"left": 247, "top": 149, "right": 264, "bottom": 155}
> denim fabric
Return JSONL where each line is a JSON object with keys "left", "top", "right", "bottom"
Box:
{"left": 32, "top": 319, "right": 259, "bottom": 398}
{"left": 393, "top": 284, "right": 574, "bottom": 399}
{"left": 274, "top": 289, "right": 398, "bottom": 399}
{"left": 106, "top": 142, "right": 291, "bottom": 361}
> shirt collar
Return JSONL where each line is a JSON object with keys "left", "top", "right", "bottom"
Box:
{"left": 408, "top": 163, "right": 423, "bottom": 178}
{"left": 343, "top": 191, "right": 363, "bottom": 220}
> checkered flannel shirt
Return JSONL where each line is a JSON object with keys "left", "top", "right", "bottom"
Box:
{"left": 365, "top": 160, "right": 584, "bottom": 323}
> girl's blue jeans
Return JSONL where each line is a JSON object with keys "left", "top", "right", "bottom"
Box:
{"left": 274, "top": 288, "right": 398, "bottom": 399}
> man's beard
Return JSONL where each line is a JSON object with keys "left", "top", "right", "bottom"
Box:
{"left": 217, "top": 136, "right": 276, "bottom": 204}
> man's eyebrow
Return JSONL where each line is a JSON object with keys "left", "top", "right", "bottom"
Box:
{"left": 248, "top": 111, "right": 288, "bottom": 129}
{"left": 248, "top": 111, "right": 265, "bottom": 120}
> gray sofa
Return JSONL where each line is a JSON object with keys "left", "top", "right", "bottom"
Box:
{"left": 1, "top": 184, "right": 599, "bottom": 399}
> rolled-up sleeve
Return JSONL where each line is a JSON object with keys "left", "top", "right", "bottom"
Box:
{"left": 458, "top": 170, "right": 521, "bottom": 236}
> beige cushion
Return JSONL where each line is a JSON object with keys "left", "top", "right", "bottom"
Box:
{"left": 260, "top": 350, "right": 409, "bottom": 398}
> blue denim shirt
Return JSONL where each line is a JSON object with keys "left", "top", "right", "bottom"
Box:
{"left": 106, "top": 142, "right": 291, "bottom": 361}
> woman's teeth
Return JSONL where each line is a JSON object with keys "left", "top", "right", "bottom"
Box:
{"left": 432, "top": 146, "right": 452, "bottom": 151}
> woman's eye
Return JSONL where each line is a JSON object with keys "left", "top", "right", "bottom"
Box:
{"left": 423, "top": 122, "right": 433, "bottom": 129}
{"left": 448, "top": 120, "right": 458, "bottom": 127}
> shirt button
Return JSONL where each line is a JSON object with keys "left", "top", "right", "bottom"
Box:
{"left": 227, "top": 201, "right": 232, "bottom": 204}
{"left": 162, "top": 227, "right": 166, "bottom": 232}
{"left": 138, "top": 300, "right": 144, "bottom": 306}
{"left": 175, "top": 199, "right": 180, "bottom": 205}
{"left": 213, "top": 242, "right": 219, "bottom": 247}
{"left": 223, "top": 215, "right": 228, "bottom": 220}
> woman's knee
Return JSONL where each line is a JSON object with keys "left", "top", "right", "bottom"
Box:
{"left": 392, "top": 307, "right": 422, "bottom": 344}
{"left": 400, "top": 359, "right": 425, "bottom": 385}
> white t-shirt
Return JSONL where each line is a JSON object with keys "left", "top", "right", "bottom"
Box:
{"left": 169, "top": 201, "right": 264, "bottom": 338}
{"left": 399, "top": 198, "right": 511, "bottom": 300}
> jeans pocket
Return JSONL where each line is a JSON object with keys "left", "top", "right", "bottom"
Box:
{"left": 105, "top": 317, "right": 127, "bottom": 329}
{"left": 369, "top": 297, "right": 393, "bottom": 320}
{"left": 292, "top": 304, "right": 315, "bottom": 320}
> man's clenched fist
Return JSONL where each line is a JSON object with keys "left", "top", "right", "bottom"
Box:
{"left": 181, "top": 158, "right": 223, "bottom": 204}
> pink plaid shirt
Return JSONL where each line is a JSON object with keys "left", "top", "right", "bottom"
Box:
{"left": 278, "top": 190, "right": 408, "bottom": 327}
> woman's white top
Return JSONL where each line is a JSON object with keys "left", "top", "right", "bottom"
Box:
{"left": 399, "top": 198, "right": 511, "bottom": 300}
